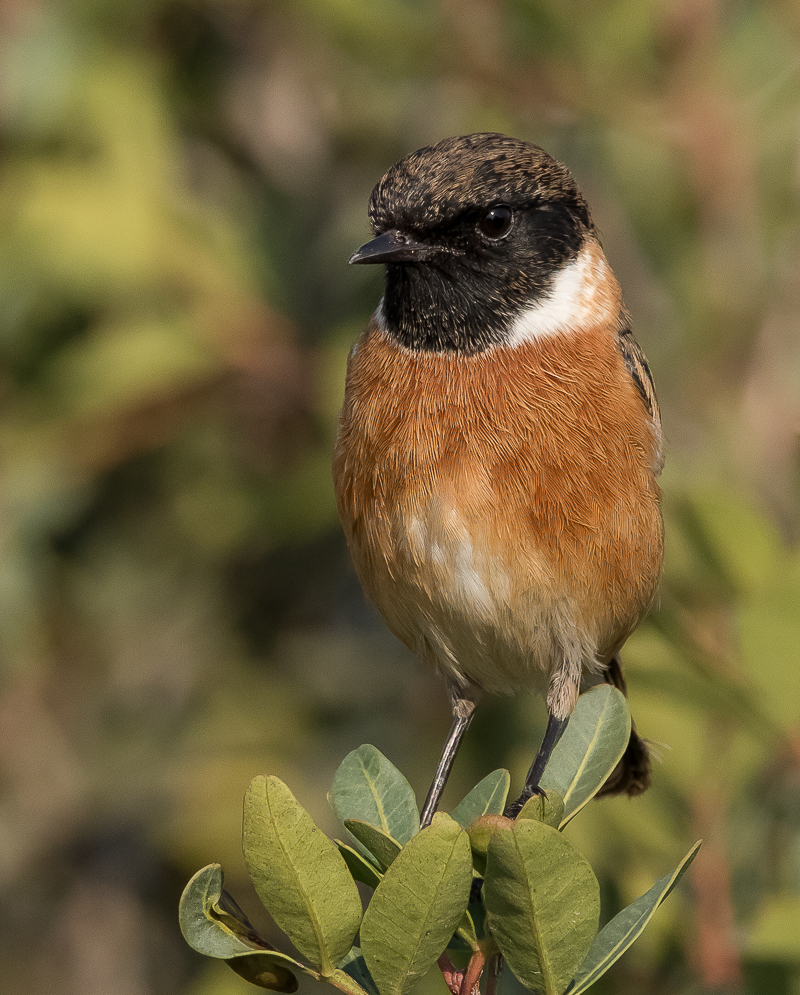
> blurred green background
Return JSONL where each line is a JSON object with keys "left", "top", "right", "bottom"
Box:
{"left": 1, "top": 1, "right": 800, "bottom": 993}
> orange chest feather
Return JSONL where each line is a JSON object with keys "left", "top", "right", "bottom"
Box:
{"left": 333, "top": 321, "right": 663, "bottom": 665}
{"left": 336, "top": 325, "right": 659, "bottom": 532}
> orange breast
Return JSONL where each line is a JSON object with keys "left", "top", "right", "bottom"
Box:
{"left": 333, "top": 319, "right": 663, "bottom": 696}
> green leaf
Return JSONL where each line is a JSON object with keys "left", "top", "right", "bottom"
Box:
{"left": 467, "top": 815, "right": 514, "bottom": 877}
{"left": 540, "top": 685, "right": 631, "bottom": 826}
{"left": 339, "top": 946, "right": 381, "bottom": 995}
{"left": 360, "top": 820, "right": 473, "bottom": 995}
{"left": 330, "top": 745, "right": 420, "bottom": 844}
{"left": 243, "top": 776, "right": 363, "bottom": 976}
{"left": 327, "top": 969, "right": 374, "bottom": 995}
{"left": 211, "top": 888, "right": 279, "bottom": 950}
{"left": 336, "top": 840, "right": 384, "bottom": 888}
{"left": 180, "top": 864, "right": 248, "bottom": 958}
{"left": 454, "top": 907, "right": 480, "bottom": 952}
{"left": 517, "top": 789, "right": 565, "bottom": 829}
{"left": 178, "top": 864, "right": 300, "bottom": 992}
{"left": 178, "top": 863, "right": 275, "bottom": 958}
{"left": 484, "top": 820, "right": 600, "bottom": 995}
{"left": 451, "top": 769, "right": 511, "bottom": 828}
{"left": 344, "top": 819, "right": 403, "bottom": 871}
{"left": 568, "top": 841, "right": 702, "bottom": 994}
{"left": 227, "top": 956, "right": 301, "bottom": 992}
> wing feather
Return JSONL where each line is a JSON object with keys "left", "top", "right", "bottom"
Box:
{"left": 617, "top": 327, "right": 664, "bottom": 474}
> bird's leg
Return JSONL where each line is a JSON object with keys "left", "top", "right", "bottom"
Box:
{"left": 504, "top": 711, "right": 568, "bottom": 817}
{"left": 505, "top": 640, "right": 582, "bottom": 817}
{"left": 420, "top": 687, "right": 477, "bottom": 829}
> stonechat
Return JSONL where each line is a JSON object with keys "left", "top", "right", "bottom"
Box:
{"left": 334, "top": 133, "right": 663, "bottom": 825}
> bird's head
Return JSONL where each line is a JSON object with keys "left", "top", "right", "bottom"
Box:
{"left": 350, "top": 133, "right": 608, "bottom": 355}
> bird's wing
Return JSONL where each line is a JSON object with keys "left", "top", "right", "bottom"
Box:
{"left": 617, "top": 327, "right": 664, "bottom": 474}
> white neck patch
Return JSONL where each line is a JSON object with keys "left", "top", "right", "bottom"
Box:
{"left": 506, "top": 245, "right": 616, "bottom": 347}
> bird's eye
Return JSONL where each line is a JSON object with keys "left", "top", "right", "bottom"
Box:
{"left": 478, "top": 205, "right": 513, "bottom": 240}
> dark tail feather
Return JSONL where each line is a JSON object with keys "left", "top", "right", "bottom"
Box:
{"left": 596, "top": 654, "right": 651, "bottom": 798}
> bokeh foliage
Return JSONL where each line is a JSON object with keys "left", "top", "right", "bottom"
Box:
{"left": 1, "top": 2, "right": 799, "bottom": 994}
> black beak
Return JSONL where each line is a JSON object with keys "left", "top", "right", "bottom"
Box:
{"left": 349, "top": 229, "right": 437, "bottom": 265}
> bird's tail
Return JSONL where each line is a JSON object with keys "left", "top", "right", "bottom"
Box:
{"left": 596, "top": 654, "right": 651, "bottom": 797}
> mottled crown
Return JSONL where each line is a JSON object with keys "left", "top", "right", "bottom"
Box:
{"left": 367, "top": 133, "right": 593, "bottom": 235}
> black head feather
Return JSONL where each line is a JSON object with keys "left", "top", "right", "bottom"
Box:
{"left": 355, "top": 134, "right": 596, "bottom": 354}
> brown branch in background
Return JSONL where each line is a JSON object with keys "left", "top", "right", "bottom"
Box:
{"left": 691, "top": 789, "right": 742, "bottom": 991}
{"left": 438, "top": 952, "right": 463, "bottom": 995}
{"left": 437, "top": 948, "right": 487, "bottom": 995}
{"left": 460, "top": 949, "right": 486, "bottom": 995}
{"left": 484, "top": 955, "right": 502, "bottom": 995}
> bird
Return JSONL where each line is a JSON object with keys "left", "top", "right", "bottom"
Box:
{"left": 333, "top": 133, "right": 663, "bottom": 827}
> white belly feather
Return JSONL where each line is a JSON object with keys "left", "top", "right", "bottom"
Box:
{"left": 359, "top": 496, "right": 596, "bottom": 707}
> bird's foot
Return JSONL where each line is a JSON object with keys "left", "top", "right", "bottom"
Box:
{"left": 503, "top": 783, "right": 545, "bottom": 819}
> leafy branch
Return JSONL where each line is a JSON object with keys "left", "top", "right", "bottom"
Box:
{"left": 179, "top": 686, "right": 700, "bottom": 995}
